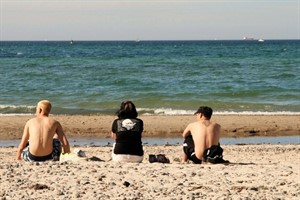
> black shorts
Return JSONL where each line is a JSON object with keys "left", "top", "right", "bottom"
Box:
{"left": 183, "top": 135, "right": 202, "bottom": 164}
{"left": 28, "top": 151, "right": 53, "bottom": 161}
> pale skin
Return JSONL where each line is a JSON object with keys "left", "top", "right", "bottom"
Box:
{"left": 182, "top": 113, "right": 221, "bottom": 162}
{"left": 16, "top": 103, "right": 70, "bottom": 160}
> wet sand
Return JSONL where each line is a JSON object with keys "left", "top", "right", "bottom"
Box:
{"left": 0, "top": 115, "right": 299, "bottom": 140}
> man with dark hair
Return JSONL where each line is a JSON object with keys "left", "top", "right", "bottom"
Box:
{"left": 182, "top": 106, "right": 228, "bottom": 164}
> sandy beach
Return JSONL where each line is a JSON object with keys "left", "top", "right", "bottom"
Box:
{"left": 0, "top": 115, "right": 299, "bottom": 140}
{"left": 0, "top": 115, "right": 299, "bottom": 199}
{"left": 0, "top": 144, "right": 299, "bottom": 199}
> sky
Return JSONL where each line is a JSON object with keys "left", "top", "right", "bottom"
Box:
{"left": 0, "top": 0, "right": 299, "bottom": 41}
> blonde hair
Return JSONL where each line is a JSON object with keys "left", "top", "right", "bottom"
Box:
{"left": 37, "top": 100, "right": 52, "bottom": 114}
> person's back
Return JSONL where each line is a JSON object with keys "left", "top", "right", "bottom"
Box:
{"left": 111, "top": 101, "right": 144, "bottom": 163}
{"left": 16, "top": 100, "right": 70, "bottom": 161}
{"left": 182, "top": 106, "right": 227, "bottom": 164}
{"left": 189, "top": 120, "right": 221, "bottom": 160}
{"left": 27, "top": 117, "right": 60, "bottom": 156}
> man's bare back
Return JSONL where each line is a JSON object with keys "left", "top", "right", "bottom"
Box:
{"left": 16, "top": 100, "right": 70, "bottom": 161}
{"left": 183, "top": 120, "right": 221, "bottom": 160}
{"left": 25, "top": 117, "right": 64, "bottom": 156}
{"left": 182, "top": 106, "right": 221, "bottom": 163}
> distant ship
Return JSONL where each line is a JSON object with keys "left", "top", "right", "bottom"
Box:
{"left": 258, "top": 39, "right": 264, "bottom": 42}
{"left": 243, "top": 37, "right": 254, "bottom": 40}
{"left": 70, "top": 40, "right": 74, "bottom": 45}
{"left": 135, "top": 36, "right": 140, "bottom": 43}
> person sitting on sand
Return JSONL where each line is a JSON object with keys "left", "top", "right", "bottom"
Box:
{"left": 16, "top": 100, "right": 70, "bottom": 162}
{"left": 182, "top": 106, "right": 228, "bottom": 164}
{"left": 111, "top": 101, "right": 144, "bottom": 163}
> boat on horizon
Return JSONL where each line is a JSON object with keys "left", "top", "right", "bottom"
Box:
{"left": 258, "top": 39, "right": 264, "bottom": 42}
{"left": 243, "top": 37, "right": 254, "bottom": 40}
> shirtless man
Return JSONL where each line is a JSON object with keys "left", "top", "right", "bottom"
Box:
{"left": 16, "top": 100, "right": 70, "bottom": 161}
{"left": 182, "top": 106, "right": 226, "bottom": 164}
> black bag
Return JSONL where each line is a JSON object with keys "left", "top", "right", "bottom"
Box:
{"left": 203, "top": 144, "right": 229, "bottom": 164}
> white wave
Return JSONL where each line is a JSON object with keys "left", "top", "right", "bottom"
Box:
{"left": 0, "top": 113, "right": 33, "bottom": 116}
{"left": 0, "top": 105, "right": 35, "bottom": 116}
{"left": 138, "top": 107, "right": 300, "bottom": 116}
{"left": 214, "top": 111, "right": 300, "bottom": 116}
{"left": 1, "top": 106, "right": 299, "bottom": 116}
{"left": 0, "top": 104, "right": 35, "bottom": 109}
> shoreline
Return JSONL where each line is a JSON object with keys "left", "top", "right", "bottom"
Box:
{"left": 0, "top": 115, "right": 299, "bottom": 140}
{"left": 1, "top": 136, "right": 299, "bottom": 148}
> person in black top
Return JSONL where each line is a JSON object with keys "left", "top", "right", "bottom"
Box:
{"left": 111, "top": 101, "right": 144, "bottom": 162}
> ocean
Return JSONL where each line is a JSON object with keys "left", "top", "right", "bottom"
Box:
{"left": 0, "top": 40, "right": 299, "bottom": 115}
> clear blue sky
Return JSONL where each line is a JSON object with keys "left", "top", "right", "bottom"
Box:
{"left": 1, "top": 0, "right": 299, "bottom": 41}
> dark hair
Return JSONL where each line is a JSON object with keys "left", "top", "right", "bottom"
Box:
{"left": 194, "top": 106, "right": 213, "bottom": 119}
{"left": 116, "top": 101, "right": 138, "bottom": 119}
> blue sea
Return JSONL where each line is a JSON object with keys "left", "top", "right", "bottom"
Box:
{"left": 0, "top": 40, "right": 299, "bottom": 115}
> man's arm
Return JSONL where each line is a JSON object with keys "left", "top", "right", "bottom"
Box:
{"left": 195, "top": 136, "right": 206, "bottom": 160}
{"left": 16, "top": 122, "right": 30, "bottom": 160}
{"left": 208, "top": 123, "right": 221, "bottom": 147}
{"left": 182, "top": 124, "right": 192, "bottom": 138}
{"left": 56, "top": 122, "right": 70, "bottom": 153}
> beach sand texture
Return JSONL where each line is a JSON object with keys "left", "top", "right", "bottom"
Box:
{"left": 0, "top": 115, "right": 299, "bottom": 199}
{"left": 0, "top": 145, "right": 299, "bottom": 199}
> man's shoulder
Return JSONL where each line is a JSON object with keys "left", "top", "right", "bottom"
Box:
{"left": 47, "top": 117, "right": 58, "bottom": 122}
{"left": 38, "top": 116, "right": 61, "bottom": 127}
{"left": 212, "top": 122, "right": 221, "bottom": 127}
{"left": 48, "top": 117, "right": 61, "bottom": 125}
{"left": 26, "top": 117, "right": 38, "bottom": 124}
{"left": 189, "top": 121, "right": 201, "bottom": 128}
{"left": 208, "top": 121, "right": 221, "bottom": 128}
{"left": 27, "top": 117, "right": 59, "bottom": 125}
